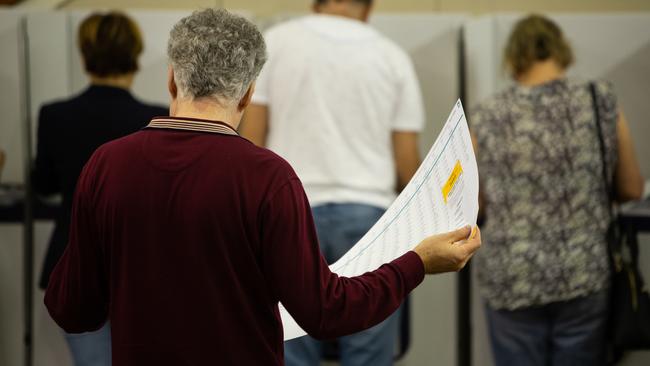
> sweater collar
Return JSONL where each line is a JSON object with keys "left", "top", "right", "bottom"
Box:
{"left": 145, "top": 116, "right": 239, "bottom": 136}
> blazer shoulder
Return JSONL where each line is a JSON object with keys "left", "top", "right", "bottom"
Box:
{"left": 40, "top": 94, "right": 85, "bottom": 115}
{"left": 38, "top": 95, "right": 87, "bottom": 130}
{"left": 145, "top": 104, "right": 169, "bottom": 117}
{"left": 131, "top": 99, "right": 168, "bottom": 118}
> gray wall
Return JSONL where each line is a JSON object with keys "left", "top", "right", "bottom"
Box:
{"left": 0, "top": 10, "right": 27, "bottom": 366}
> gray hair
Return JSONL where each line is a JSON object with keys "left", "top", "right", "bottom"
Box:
{"left": 167, "top": 8, "right": 267, "bottom": 104}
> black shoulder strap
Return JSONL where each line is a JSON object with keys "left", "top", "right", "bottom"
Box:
{"left": 590, "top": 83, "right": 636, "bottom": 265}
{"left": 589, "top": 82, "right": 614, "bottom": 210}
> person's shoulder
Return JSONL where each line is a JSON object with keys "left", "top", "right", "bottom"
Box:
{"left": 586, "top": 78, "right": 616, "bottom": 101}
{"left": 75, "top": 133, "right": 142, "bottom": 186}
{"left": 39, "top": 91, "right": 86, "bottom": 116}
{"left": 566, "top": 77, "right": 614, "bottom": 96}
{"left": 474, "top": 88, "right": 511, "bottom": 113}
{"left": 119, "top": 97, "right": 168, "bottom": 127}
{"left": 567, "top": 78, "right": 618, "bottom": 116}
{"left": 40, "top": 99, "right": 70, "bottom": 113}
{"left": 80, "top": 131, "right": 146, "bottom": 179}
{"left": 263, "top": 17, "right": 303, "bottom": 40}
{"left": 470, "top": 88, "right": 514, "bottom": 128}
{"left": 94, "top": 130, "right": 142, "bottom": 155}
{"left": 37, "top": 93, "right": 88, "bottom": 132}
{"left": 242, "top": 138, "right": 296, "bottom": 170}
{"left": 260, "top": 18, "right": 306, "bottom": 58}
{"left": 374, "top": 32, "right": 406, "bottom": 54}
{"left": 236, "top": 138, "right": 298, "bottom": 182}
{"left": 136, "top": 100, "right": 169, "bottom": 118}
{"left": 368, "top": 32, "right": 415, "bottom": 81}
{"left": 76, "top": 135, "right": 124, "bottom": 177}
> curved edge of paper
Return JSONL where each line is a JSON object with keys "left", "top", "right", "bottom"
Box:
{"left": 280, "top": 303, "right": 307, "bottom": 341}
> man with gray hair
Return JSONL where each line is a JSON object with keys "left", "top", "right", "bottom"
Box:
{"left": 45, "top": 8, "right": 480, "bottom": 365}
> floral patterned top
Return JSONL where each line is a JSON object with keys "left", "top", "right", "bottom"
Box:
{"left": 471, "top": 78, "right": 618, "bottom": 310}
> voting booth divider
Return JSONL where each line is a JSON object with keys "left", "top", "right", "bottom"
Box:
{"left": 0, "top": 9, "right": 649, "bottom": 366}
{"left": 0, "top": 10, "right": 30, "bottom": 366}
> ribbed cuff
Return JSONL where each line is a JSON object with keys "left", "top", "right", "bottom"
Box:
{"left": 391, "top": 251, "right": 425, "bottom": 293}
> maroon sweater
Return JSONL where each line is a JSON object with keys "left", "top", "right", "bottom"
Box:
{"left": 45, "top": 116, "right": 424, "bottom": 365}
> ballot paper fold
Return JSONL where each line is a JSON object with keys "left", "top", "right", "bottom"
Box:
{"left": 280, "top": 99, "right": 479, "bottom": 341}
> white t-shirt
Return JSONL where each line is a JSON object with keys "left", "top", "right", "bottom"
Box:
{"left": 252, "top": 14, "right": 424, "bottom": 208}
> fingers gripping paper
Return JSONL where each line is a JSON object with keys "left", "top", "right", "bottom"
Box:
{"left": 281, "top": 100, "right": 479, "bottom": 340}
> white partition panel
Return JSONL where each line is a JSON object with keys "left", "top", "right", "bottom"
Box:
{"left": 33, "top": 221, "right": 71, "bottom": 366}
{"left": 0, "top": 11, "right": 27, "bottom": 185}
{"left": 27, "top": 11, "right": 72, "bottom": 155}
{"left": 0, "top": 225, "right": 24, "bottom": 366}
{"left": 465, "top": 13, "right": 650, "bottom": 366}
{"left": 463, "top": 16, "right": 499, "bottom": 109}
{"left": 0, "top": 10, "right": 26, "bottom": 366}
{"left": 26, "top": 12, "right": 77, "bottom": 366}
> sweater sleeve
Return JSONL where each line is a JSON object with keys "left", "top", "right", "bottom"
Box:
{"left": 260, "top": 178, "right": 424, "bottom": 340}
{"left": 44, "top": 154, "right": 109, "bottom": 333}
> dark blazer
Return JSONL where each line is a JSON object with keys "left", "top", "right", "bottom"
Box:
{"left": 33, "top": 85, "right": 168, "bottom": 289}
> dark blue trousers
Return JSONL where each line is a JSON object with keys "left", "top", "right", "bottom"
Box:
{"left": 485, "top": 291, "right": 609, "bottom": 366}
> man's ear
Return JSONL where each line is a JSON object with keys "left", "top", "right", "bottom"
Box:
{"left": 168, "top": 66, "right": 178, "bottom": 100}
{"left": 238, "top": 82, "right": 256, "bottom": 112}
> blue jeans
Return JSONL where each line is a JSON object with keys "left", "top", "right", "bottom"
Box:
{"left": 485, "top": 291, "right": 609, "bottom": 366}
{"left": 284, "top": 203, "right": 399, "bottom": 366}
{"left": 63, "top": 322, "right": 111, "bottom": 366}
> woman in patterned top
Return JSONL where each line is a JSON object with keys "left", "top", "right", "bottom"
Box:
{"left": 471, "top": 14, "right": 643, "bottom": 366}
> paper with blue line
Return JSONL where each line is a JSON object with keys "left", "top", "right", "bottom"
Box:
{"left": 281, "top": 99, "right": 479, "bottom": 340}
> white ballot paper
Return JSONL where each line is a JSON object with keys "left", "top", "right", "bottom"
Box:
{"left": 281, "top": 99, "right": 479, "bottom": 341}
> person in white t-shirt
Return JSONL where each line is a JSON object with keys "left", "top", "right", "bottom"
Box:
{"left": 240, "top": 1, "right": 425, "bottom": 365}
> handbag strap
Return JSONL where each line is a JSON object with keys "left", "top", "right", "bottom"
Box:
{"left": 589, "top": 83, "right": 640, "bottom": 267}
{"left": 589, "top": 83, "right": 627, "bottom": 259}
{"left": 589, "top": 82, "right": 614, "bottom": 209}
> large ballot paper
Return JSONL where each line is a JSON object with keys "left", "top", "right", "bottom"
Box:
{"left": 281, "top": 100, "right": 479, "bottom": 341}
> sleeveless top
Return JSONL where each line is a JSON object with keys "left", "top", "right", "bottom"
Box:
{"left": 471, "top": 78, "right": 618, "bottom": 310}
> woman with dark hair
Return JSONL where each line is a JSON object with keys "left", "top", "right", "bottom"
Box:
{"left": 33, "top": 11, "right": 167, "bottom": 366}
{"left": 471, "top": 14, "right": 643, "bottom": 366}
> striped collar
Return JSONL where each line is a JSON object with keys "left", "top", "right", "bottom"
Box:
{"left": 145, "top": 116, "right": 239, "bottom": 136}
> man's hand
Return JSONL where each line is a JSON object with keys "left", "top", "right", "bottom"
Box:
{"left": 413, "top": 226, "right": 481, "bottom": 274}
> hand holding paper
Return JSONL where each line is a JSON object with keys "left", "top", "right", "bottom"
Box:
{"left": 413, "top": 225, "right": 481, "bottom": 274}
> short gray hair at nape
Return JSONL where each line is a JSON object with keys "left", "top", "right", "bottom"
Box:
{"left": 167, "top": 8, "right": 267, "bottom": 105}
